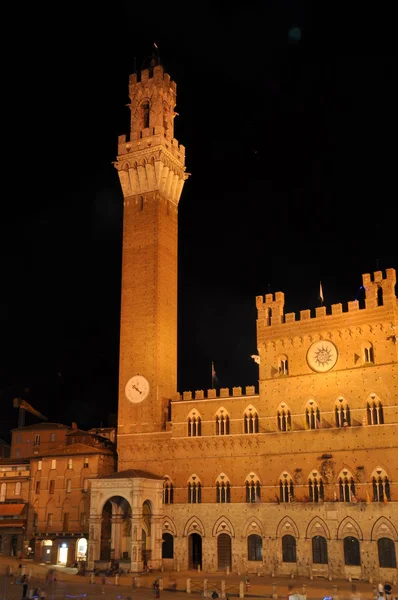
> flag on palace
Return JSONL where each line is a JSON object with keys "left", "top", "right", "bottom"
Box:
{"left": 320, "top": 281, "right": 324, "bottom": 304}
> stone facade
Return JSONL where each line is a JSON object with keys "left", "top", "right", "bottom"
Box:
{"left": 0, "top": 459, "right": 30, "bottom": 557}
{"left": 88, "top": 60, "right": 398, "bottom": 582}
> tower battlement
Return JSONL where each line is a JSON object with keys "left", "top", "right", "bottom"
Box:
{"left": 256, "top": 269, "right": 397, "bottom": 329}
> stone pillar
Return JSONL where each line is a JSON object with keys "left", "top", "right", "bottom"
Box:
{"left": 87, "top": 515, "right": 102, "bottom": 571}
{"left": 130, "top": 517, "right": 144, "bottom": 572}
{"left": 68, "top": 539, "right": 77, "bottom": 566}
{"left": 111, "top": 514, "right": 124, "bottom": 559}
{"left": 151, "top": 514, "right": 163, "bottom": 570}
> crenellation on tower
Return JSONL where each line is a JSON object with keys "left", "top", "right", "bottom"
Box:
{"left": 362, "top": 269, "right": 397, "bottom": 309}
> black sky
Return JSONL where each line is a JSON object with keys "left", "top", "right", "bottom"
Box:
{"left": 1, "top": 2, "right": 397, "bottom": 439}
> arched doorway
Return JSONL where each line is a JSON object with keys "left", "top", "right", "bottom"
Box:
{"left": 188, "top": 533, "right": 202, "bottom": 570}
{"left": 100, "top": 496, "right": 132, "bottom": 562}
{"left": 217, "top": 533, "right": 232, "bottom": 570}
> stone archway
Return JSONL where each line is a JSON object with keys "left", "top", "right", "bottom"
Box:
{"left": 100, "top": 496, "right": 132, "bottom": 562}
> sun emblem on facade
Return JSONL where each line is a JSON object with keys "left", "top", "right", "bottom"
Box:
{"left": 307, "top": 340, "right": 338, "bottom": 373}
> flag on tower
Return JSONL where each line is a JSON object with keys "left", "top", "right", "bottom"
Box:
{"left": 211, "top": 362, "right": 217, "bottom": 388}
{"left": 320, "top": 281, "right": 324, "bottom": 305}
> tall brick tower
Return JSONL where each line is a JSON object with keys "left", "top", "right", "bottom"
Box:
{"left": 114, "top": 54, "right": 189, "bottom": 462}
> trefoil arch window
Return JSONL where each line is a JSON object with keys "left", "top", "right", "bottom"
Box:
{"left": 279, "top": 472, "right": 294, "bottom": 503}
{"left": 366, "top": 396, "right": 384, "bottom": 425}
{"left": 245, "top": 473, "right": 261, "bottom": 503}
{"left": 187, "top": 411, "right": 202, "bottom": 437}
{"left": 338, "top": 469, "right": 356, "bottom": 502}
{"left": 305, "top": 400, "right": 320, "bottom": 430}
{"left": 215, "top": 409, "right": 230, "bottom": 435}
{"left": 187, "top": 475, "right": 202, "bottom": 504}
{"left": 163, "top": 478, "right": 174, "bottom": 504}
{"left": 244, "top": 406, "right": 259, "bottom": 434}
{"left": 277, "top": 403, "right": 291, "bottom": 432}
{"left": 335, "top": 398, "right": 351, "bottom": 427}
{"left": 216, "top": 474, "right": 231, "bottom": 503}
{"left": 371, "top": 467, "right": 391, "bottom": 502}
{"left": 308, "top": 471, "right": 324, "bottom": 502}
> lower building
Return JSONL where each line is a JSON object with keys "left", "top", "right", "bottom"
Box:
{"left": 0, "top": 459, "right": 30, "bottom": 557}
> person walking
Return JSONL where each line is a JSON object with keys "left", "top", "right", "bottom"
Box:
{"left": 21, "top": 575, "right": 28, "bottom": 599}
{"left": 40, "top": 589, "right": 47, "bottom": 600}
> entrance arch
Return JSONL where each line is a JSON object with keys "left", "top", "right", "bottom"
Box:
{"left": 189, "top": 533, "right": 202, "bottom": 570}
{"left": 217, "top": 533, "right": 232, "bottom": 570}
{"left": 100, "top": 496, "right": 132, "bottom": 561}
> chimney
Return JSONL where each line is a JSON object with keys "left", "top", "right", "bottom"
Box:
{"left": 71, "top": 422, "right": 77, "bottom": 430}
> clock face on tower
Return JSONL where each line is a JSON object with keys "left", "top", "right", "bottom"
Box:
{"left": 125, "top": 375, "right": 150, "bottom": 403}
{"left": 306, "top": 340, "right": 338, "bottom": 373}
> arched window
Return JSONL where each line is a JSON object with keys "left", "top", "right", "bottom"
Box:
{"left": 279, "top": 472, "right": 294, "bottom": 503}
{"left": 367, "top": 396, "right": 384, "bottom": 425}
{"left": 363, "top": 343, "right": 374, "bottom": 363}
{"left": 187, "top": 475, "right": 201, "bottom": 504}
{"left": 245, "top": 473, "right": 261, "bottom": 503}
{"left": 244, "top": 407, "right": 259, "bottom": 434}
{"left": 372, "top": 468, "right": 391, "bottom": 502}
{"left": 216, "top": 474, "right": 231, "bottom": 503}
{"left": 14, "top": 482, "right": 21, "bottom": 496}
{"left": 378, "top": 538, "right": 397, "bottom": 568}
{"left": 339, "top": 470, "right": 356, "bottom": 502}
{"left": 305, "top": 400, "right": 320, "bottom": 430}
{"left": 187, "top": 411, "right": 202, "bottom": 437}
{"left": 248, "top": 534, "right": 262, "bottom": 561}
{"left": 162, "top": 533, "right": 174, "bottom": 559}
{"left": 277, "top": 403, "right": 291, "bottom": 432}
{"left": 215, "top": 409, "right": 230, "bottom": 435}
{"left": 163, "top": 478, "right": 174, "bottom": 504}
{"left": 312, "top": 536, "right": 328, "bottom": 564}
{"left": 282, "top": 535, "right": 296, "bottom": 563}
{"left": 344, "top": 536, "right": 360, "bottom": 566}
{"left": 335, "top": 398, "right": 351, "bottom": 427}
{"left": 278, "top": 355, "right": 289, "bottom": 375}
{"left": 142, "top": 102, "right": 150, "bottom": 129}
{"left": 0, "top": 482, "right": 6, "bottom": 502}
{"left": 308, "top": 471, "right": 324, "bottom": 503}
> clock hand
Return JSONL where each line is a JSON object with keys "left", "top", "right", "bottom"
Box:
{"left": 132, "top": 384, "right": 142, "bottom": 394}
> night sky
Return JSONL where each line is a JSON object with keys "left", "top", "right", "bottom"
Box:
{"left": 1, "top": 2, "right": 397, "bottom": 440}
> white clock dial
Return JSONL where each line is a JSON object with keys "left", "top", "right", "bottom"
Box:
{"left": 307, "top": 340, "right": 338, "bottom": 373}
{"left": 125, "top": 375, "right": 150, "bottom": 404}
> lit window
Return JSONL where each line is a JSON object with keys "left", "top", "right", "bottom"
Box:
{"left": 0, "top": 482, "right": 6, "bottom": 502}
{"left": 51, "top": 460, "right": 56, "bottom": 470}
{"left": 14, "top": 482, "right": 21, "bottom": 496}
{"left": 67, "top": 459, "right": 73, "bottom": 470}
{"left": 83, "top": 457, "right": 89, "bottom": 468}
{"left": 66, "top": 479, "right": 72, "bottom": 493}
{"left": 37, "top": 461, "right": 42, "bottom": 471}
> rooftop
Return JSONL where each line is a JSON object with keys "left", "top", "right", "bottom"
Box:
{"left": 98, "top": 469, "right": 162, "bottom": 480}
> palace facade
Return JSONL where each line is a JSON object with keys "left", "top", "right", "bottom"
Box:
{"left": 84, "top": 57, "right": 397, "bottom": 582}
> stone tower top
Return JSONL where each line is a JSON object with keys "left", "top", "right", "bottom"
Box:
{"left": 127, "top": 56, "right": 177, "bottom": 142}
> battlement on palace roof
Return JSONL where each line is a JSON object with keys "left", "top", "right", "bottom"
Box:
{"left": 172, "top": 386, "right": 257, "bottom": 402}
{"left": 256, "top": 269, "right": 397, "bottom": 329}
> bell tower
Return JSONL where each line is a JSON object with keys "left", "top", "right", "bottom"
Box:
{"left": 115, "top": 54, "right": 189, "bottom": 460}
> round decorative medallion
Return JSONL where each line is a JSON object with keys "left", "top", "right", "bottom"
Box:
{"left": 306, "top": 340, "right": 338, "bottom": 373}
